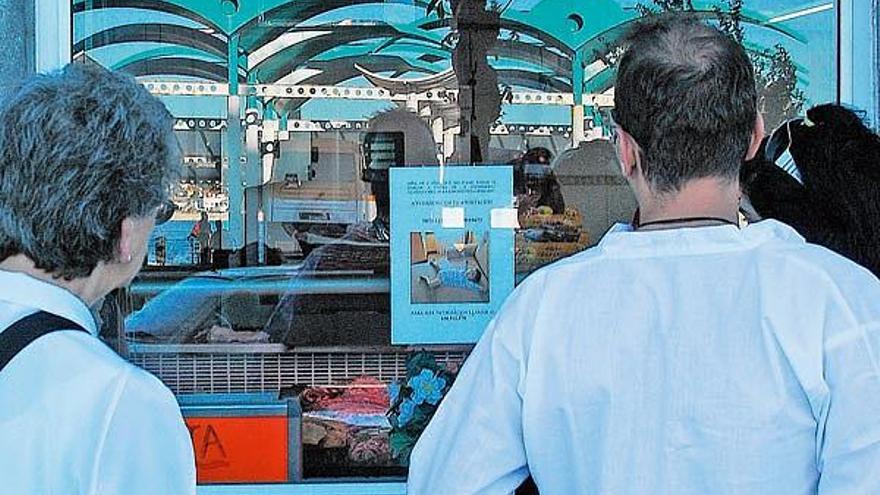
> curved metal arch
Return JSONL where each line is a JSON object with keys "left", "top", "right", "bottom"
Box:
{"left": 251, "top": 26, "right": 441, "bottom": 82}
{"left": 234, "top": 0, "right": 434, "bottom": 51}
{"left": 74, "top": 1, "right": 577, "bottom": 86}
{"left": 334, "top": 39, "right": 451, "bottom": 70}
{"left": 573, "top": 11, "right": 799, "bottom": 67}
{"left": 357, "top": 65, "right": 456, "bottom": 92}
{"left": 73, "top": 23, "right": 227, "bottom": 59}
{"left": 72, "top": 0, "right": 223, "bottom": 34}
{"left": 117, "top": 57, "right": 245, "bottom": 82}
{"left": 251, "top": 26, "right": 570, "bottom": 88}
{"left": 372, "top": 39, "right": 451, "bottom": 61}
{"left": 250, "top": 24, "right": 442, "bottom": 80}
{"left": 308, "top": 55, "right": 435, "bottom": 82}
{"left": 358, "top": 61, "right": 570, "bottom": 93}
{"left": 567, "top": 20, "right": 633, "bottom": 66}
{"left": 306, "top": 52, "right": 439, "bottom": 80}
{"left": 496, "top": 69, "right": 570, "bottom": 93}
{"left": 491, "top": 38, "right": 570, "bottom": 77}
{"left": 111, "top": 46, "right": 224, "bottom": 72}
{"left": 422, "top": 8, "right": 801, "bottom": 60}
{"left": 419, "top": 17, "right": 573, "bottom": 57}
{"left": 584, "top": 66, "right": 615, "bottom": 94}
{"left": 537, "top": 9, "right": 804, "bottom": 99}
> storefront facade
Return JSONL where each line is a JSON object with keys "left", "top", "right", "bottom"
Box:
{"left": 14, "top": 0, "right": 880, "bottom": 492}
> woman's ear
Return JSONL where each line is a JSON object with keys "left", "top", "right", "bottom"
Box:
{"left": 745, "top": 113, "right": 766, "bottom": 161}
{"left": 117, "top": 218, "right": 135, "bottom": 264}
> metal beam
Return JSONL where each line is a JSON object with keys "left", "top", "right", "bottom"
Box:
{"left": 143, "top": 80, "right": 613, "bottom": 107}
{"left": 175, "top": 118, "right": 576, "bottom": 136}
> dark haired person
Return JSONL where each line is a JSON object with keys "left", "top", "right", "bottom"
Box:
{"left": 513, "top": 147, "right": 566, "bottom": 215}
{"left": 742, "top": 103, "right": 880, "bottom": 277}
{"left": 0, "top": 64, "right": 195, "bottom": 494}
{"left": 408, "top": 16, "right": 880, "bottom": 494}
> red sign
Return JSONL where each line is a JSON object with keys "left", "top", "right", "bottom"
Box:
{"left": 186, "top": 416, "right": 289, "bottom": 483}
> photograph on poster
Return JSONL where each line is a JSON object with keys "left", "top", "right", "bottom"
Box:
{"left": 410, "top": 231, "right": 489, "bottom": 304}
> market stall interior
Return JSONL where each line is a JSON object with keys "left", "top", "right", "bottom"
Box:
{"left": 72, "top": 0, "right": 838, "bottom": 491}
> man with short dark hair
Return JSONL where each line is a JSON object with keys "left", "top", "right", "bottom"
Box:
{"left": 408, "top": 16, "right": 880, "bottom": 494}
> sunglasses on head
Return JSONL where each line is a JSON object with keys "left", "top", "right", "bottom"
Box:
{"left": 764, "top": 118, "right": 805, "bottom": 184}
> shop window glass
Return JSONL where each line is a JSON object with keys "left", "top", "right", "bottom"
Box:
{"left": 73, "top": 0, "right": 836, "bottom": 483}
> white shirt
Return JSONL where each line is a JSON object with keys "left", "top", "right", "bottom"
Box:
{"left": 408, "top": 220, "right": 880, "bottom": 494}
{"left": 0, "top": 270, "right": 195, "bottom": 495}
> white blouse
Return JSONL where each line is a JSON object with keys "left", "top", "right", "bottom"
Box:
{"left": 0, "top": 270, "right": 195, "bottom": 495}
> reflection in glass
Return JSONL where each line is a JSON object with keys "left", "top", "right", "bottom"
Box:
{"left": 73, "top": 0, "right": 838, "bottom": 481}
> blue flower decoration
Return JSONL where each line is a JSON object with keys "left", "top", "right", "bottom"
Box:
{"left": 408, "top": 369, "right": 447, "bottom": 406}
{"left": 398, "top": 398, "right": 417, "bottom": 426}
{"left": 388, "top": 381, "right": 401, "bottom": 404}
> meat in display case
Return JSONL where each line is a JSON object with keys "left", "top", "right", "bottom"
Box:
{"left": 295, "top": 377, "right": 404, "bottom": 478}
{"left": 120, "top": 267, "right": 469, "bottom": 482}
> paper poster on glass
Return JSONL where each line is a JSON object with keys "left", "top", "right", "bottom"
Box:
{"left": 390, "top": 166, "right": 514, "bottom": 344}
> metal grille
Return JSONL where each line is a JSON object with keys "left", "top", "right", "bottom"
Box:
{"left": 129, "top": 348, "right": 470, "bottom": 395}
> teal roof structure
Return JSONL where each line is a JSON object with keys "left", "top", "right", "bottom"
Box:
{"left": 73, "top": 0, "right": 815, "bottom": 114}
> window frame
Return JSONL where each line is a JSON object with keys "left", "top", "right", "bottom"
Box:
{"left": 838, "top": 0, "right": 879, "bottom": 126}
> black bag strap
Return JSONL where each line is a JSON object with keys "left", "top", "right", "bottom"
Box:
{"left": 0, "top": 311, "right": 88, "bottom": 372}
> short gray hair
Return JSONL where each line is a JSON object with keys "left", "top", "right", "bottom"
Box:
{"left": 0, "top": 63, "right": 180, "bottom": 279}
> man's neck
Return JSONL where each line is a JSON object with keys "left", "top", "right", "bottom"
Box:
{"left": 0, "top": 255, "right": 105, "bottom": 306}
{"left": 638, "top": 177, "right": 740, "bottom": 227}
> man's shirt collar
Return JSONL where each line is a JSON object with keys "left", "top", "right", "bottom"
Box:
{"left": 596, "top": 218, "right": 806, "bottom": 258}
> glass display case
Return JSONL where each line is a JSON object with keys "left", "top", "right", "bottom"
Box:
{"left": 68, "top": 0, "right": 840, "bottom": 491}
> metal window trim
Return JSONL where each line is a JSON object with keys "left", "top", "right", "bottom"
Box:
{"left": 839, "top": 0, "right": 879, "bottom": 127}
{"left": 35, "top": 0, "right": 71, "bottom": 72}
{"left": 838, "top": 0, "right": 850, "bottom": 104}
